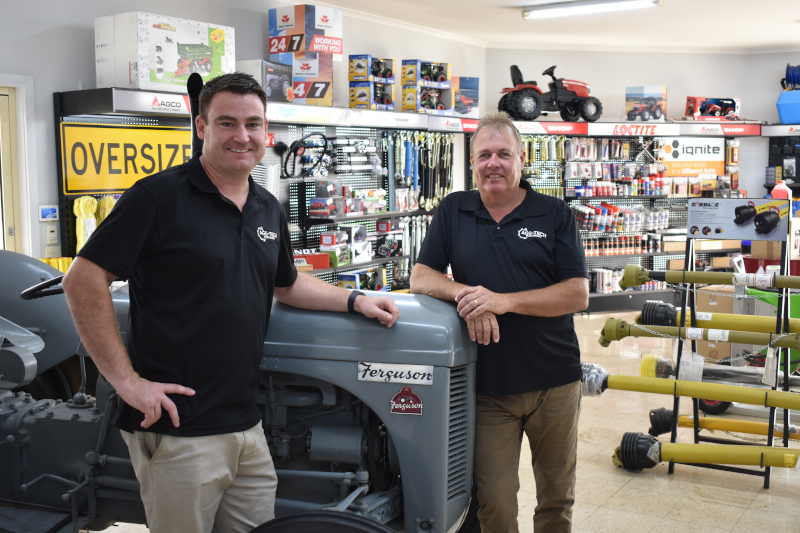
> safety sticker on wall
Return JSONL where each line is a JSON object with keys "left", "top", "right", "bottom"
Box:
{"left": 390, "top": 386, "right": 423, "bottom": 415}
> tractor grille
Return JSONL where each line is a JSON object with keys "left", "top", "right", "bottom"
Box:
{"left": 447, "top": 365, "right": 471, "bottom": 499}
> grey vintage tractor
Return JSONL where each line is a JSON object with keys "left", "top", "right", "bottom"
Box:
{"left": 0, "top": 250, "right": 479, "bottom": 533}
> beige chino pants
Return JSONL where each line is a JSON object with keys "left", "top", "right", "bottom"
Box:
{"left": 122, "top": 422, "right": 277, "bottom": 533}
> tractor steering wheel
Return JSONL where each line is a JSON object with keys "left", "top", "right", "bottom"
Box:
{"left": 20, "top": 276, "right": 65, "bottom": 300}
{"left": 542, "top": 66, "right": 557, "bottom": 79}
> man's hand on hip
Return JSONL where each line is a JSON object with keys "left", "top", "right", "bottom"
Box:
{"left": 116, "top": 376, "right": 196, "bottom": 429}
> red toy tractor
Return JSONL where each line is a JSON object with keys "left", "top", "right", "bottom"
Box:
{"left": 499, "top": 65, "right": 602, "bottom": 122}
{"left": 627, "top": 96, "right": 663, "bottom": 121}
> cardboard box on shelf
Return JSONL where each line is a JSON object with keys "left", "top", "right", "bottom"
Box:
{"left": 95, "top": 11, "right": 235, "bottom": 92}
{"left": 662, "top": 240, "right": 686, "bottom": 253}
{"left": 236, "top": 59, "right": 293, "bottom": 103}
{"left": 695, "top": 239, "right": 740, "bottom": 251}
{"left": 695, "top": 284, "right": 735, "bottom": 361}
{"left": 750, "top": 240, "right": 782, "bottom": 260}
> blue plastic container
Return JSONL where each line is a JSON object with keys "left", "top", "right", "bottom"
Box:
{"left": 777, "top": 90, "right": 800, "bottom": 124}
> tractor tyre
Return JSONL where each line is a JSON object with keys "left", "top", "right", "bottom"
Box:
{"left": 265, "top": 85, "right": 273, "bottom": 98}
{"left": 653, "top": 106, "right": 663, "bottom": 119}
{"left": 438, "top": 74, "right": 447, "bottom": 82}
{"left": 699, "top": 399, "right": 731, "bottom": 415}
{"left": 580, "top": 97, "right": 603, "bottom": 122}
{"left": 627, "top": 110, "right": 638, "bottom": 121}
{"left": 386, "top": 69, "right": 393, "bottom": 79}
{"left": 385, "top": 96, "right": 392, "bottom": 105}
{"left": 511, "top": 89, "right": 543, "bottom": 121}
{"left": 436, "top": 102, "right": 445, "bottom": 110}
{"left": 280, "top": 77, "right": 291, "bottom": 97}
{"left": 189, "top": 61, "right": 199, "bottom": 74}
{"left": 498, "top": 93, "right": 512, "bottom": 115}
{"left": 711, "top": 109, "right": 721, "bottom": 116}
{"left": 560, "top": 102, "right": 581, "bottom": 122}
{"left": 250, "top": 510, "right": 395, "bottom": 533}
{"left": 641, "top": 109, "right": 651, "bottom": 121}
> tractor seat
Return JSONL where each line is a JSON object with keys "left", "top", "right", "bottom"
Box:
{"left": 510, "top": 65, "right": 537, "bottom": 87}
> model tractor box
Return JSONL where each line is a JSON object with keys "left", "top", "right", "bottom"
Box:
{"left": 0, "top": 250, "right": 478, "bottom": 532}
{"left": 269, "top": 5, "right": 342, "bottom": 107}
{"left": 685, "top": 97, "right": 741, "bottom": 120}
{"left": 236, "top": 59, "right": 294, "bottom": 103}
{"left": 338, "top": 267, "right": 388, "bottom": 291}
{"left": 268, "top": 5, "right": 343, "bottom": 60}
{"left": 625, "top": 86, "right": 666, "bottom": 122}
{"left": 95, "top": 12, "right": 235, "bottom": 92}
{"left": 401, "top": 60, "right": 451, "bottom": 89}
{"left": 287, "top": 52, "right": 334, "bottom": 106}
{"left": 349, "top": 55, "right": 394, "bottom": 83}
{"left": 350, "top": 81, "right": 394, "bottom": 111}
{"left": 402, "top": 85, "right": 454, "bottom": 116}
{"left": 451, "top": 76, "right": 480, "bottom": 119}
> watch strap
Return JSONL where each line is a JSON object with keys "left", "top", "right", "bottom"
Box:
{"left": 348, "top": 290, "right": 365, "bottom": 314}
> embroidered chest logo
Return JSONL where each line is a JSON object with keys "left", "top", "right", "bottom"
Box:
{"left": 257, "top": 227, "right": 278, "bottom": 242}
{"left": 518, "top": 228, "right": 547, "bottom": 239}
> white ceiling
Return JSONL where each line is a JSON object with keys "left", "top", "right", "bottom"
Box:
{"left": 306, "top": 0, "right": 800, "bottom": 54}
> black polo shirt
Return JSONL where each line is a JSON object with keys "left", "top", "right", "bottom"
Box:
{"left": 416, "top": 180, "right": 587, "bottom": 396}
{"left": 79, "top": 157, "right": 298, "bottom": 436}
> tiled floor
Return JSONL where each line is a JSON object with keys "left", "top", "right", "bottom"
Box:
{"left": 107, "top": 310, "right": 800, "bottom": 533}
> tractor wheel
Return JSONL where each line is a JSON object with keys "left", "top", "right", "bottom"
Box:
{"left": 438, "top": 74, "right": 447, "bottom": 82}
{"left": 711, "top": 109, "right": 721, "bottom": 116}
{"left": 653, "top": 106, "right": 663, "bottom": 119}
{"left": 580, "top": 97, "right": 603, "bottom": 122}
{"left": 627, "top": 110, "right": 637, "bottom": 121}
{"left": 641, "top": 109, "right": 651, "bottom": 121}
{"left": 281, "top": 78, "right": 291, "bottom": 97}
{"left": 203, "top": 62, "right": 213, "bottom": 73}
{"left": 265, "top": 85, "right": 273, "bottom": 98}
{"left": 250, "top": 510, "right": 395, "bottom": 533}
{"left": 498, "top": 93, "right": 512, "bottom": 115}
{"left": 699, "top": 399, "right": 731, "bottom": 415}
{"left": 384, "top": 96, "right": 392, "bottom": 105}
{"left": 560, "top": 102, "right": 581, "bottom": 122}
{"left": 511, "top": 89, "right": 542, "bottom": 121}
{"left": 436, "top": 102, "right": 445, "bottom": 110}
{"left": 385, "top": 69, "right": 393, "bottom": 79}
{"left": 189, "top": 61, "right": 199, "bottom": 74}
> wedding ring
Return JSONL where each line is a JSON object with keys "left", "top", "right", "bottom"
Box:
{"left": 473, "top": 300, "right": 479, "bottom": 307}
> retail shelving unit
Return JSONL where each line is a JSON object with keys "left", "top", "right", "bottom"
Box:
{"left": 762, "top": 124, "right": 800, "bottom": 195}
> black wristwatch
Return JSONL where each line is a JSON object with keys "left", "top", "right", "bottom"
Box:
{"left": 348, "top": 290, "right": 365, "bottom": 314}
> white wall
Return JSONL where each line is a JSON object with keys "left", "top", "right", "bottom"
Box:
{"left": 0, "top": 2, "right": 795, "bottom": 257}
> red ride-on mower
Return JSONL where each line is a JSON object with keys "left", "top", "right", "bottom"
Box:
{"left": 499, "top": 65, "right": 602, "bottom": 122}
{"left": 454, "top": 93, "right": 474, "bottom": 114}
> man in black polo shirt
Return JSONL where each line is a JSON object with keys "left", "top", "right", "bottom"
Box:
{"left": 62, "top": 73, "right": 399, "bottom": 533}
{"left": 410, "top": 111, "right": 588, "bottom": 533}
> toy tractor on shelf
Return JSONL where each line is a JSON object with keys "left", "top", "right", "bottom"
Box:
{"left": 454, "top": 93, "right": 474, "bottom": 114}
{"left": 420, "top": 89, "right": 446, "bottom": 110}
{"left": 421, "top": 62, "right": 447, "bottom": 82}
{"left": 374, "top": 84, "right": 392, "bottom": 106}
{"left": 175, "top": 42, "right": 214, "bottom": 76}
{"left": 371, "top": 59, "right": 393, "bottom": 79}
{"left": 499, "top": 65, "right": 602, "bottom": 122}
{"left": 627, "top": 96, "right": 663, "bottom": 121}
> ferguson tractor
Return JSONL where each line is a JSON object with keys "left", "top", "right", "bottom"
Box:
{"left": 0, "top": 250, "right": 479, "bottom": 533}
{"left": 499, "top": 64, "right": 603, "bottom": 122}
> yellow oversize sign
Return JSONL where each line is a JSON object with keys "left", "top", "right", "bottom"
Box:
{"left": 60, "top": 123, "right": 192, "bottom": 194}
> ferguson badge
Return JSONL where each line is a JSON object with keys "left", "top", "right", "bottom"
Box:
{"left": 390, "top": 386, "right": 423, "bottom": 415}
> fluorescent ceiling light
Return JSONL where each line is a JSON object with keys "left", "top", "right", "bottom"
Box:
{"left": 522, "top": 0, "right": 663, "bottom": 20}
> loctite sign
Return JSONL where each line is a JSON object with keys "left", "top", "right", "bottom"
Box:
{"left": 588, "top": 123, "right": 680, "bottom": 137}
{"left": 60, "top": 123, "right": 191, "bottom": 194}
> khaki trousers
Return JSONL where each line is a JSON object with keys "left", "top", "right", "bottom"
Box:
{"left": 474, "top": 380, "right": 581, "bottom": 533}
{"left": 122, "top": 422, "right": 277, "bottom": 533}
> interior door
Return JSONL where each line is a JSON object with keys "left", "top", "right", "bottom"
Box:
{"left": 0, "top": 87, "right": 21, "bottom": 252}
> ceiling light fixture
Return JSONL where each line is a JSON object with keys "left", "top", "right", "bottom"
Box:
{"left": 522, "top": 0, "right": 663, "bottom": 20}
